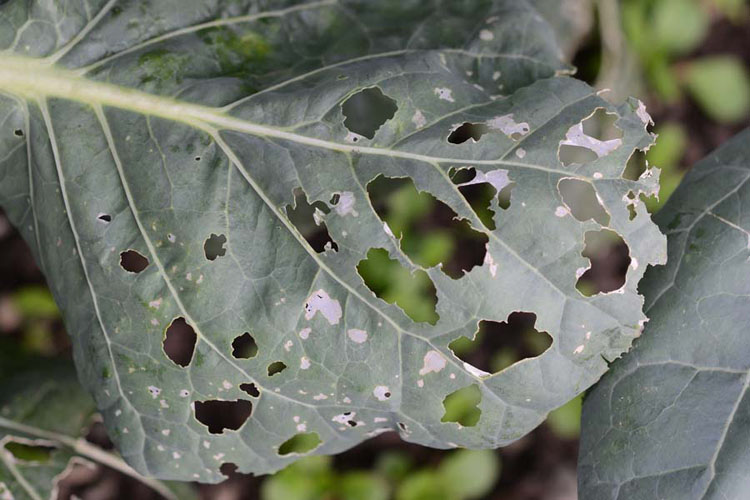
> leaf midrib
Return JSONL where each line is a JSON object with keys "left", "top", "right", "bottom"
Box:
{"left": 0, "top": 55, "right": 580, "bottom": 178}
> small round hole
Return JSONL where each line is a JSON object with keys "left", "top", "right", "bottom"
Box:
{"left": 267, "top": 361, "right": 287, "bottom": 376}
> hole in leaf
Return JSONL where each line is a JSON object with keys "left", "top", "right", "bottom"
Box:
{"left": 449, "top": 167, "right": 514, "bottom": 230}
{"left": 120, "top": 250, "right": 149, "bottom": 273}
{"left": 582, "top": 109, "right": 622, "bottom": 141}
{"left": 623, "top": 149, "right": 648, "bottom": 180}
{"left": 267, "top": 361, "right": 287, "bottom": 376}
{"left": 449, "top": 313, "right": 552, "bottom": 374}
{"left": 13, "top": 129, "right": 23, "bottom": 137}
{"left": 286, "top": 188, "right": 338, "bottom": 253}
{"left": 232, "top": 332, "right": 258, "bottom": 359}
{"left": 163, "top": 317, "right": 197, "bottom": 367}
{"left": 626, "top": 191, "right": 638, "bottom": 220}
{"left": 367, "top": 175, "right": 488, "bottom": 278}
{"left": 558, "top": 178, "right": 610, "bottom": 226}
{"left": 559, "top": 109, "right": 623, "bottom": 166}
{"left": 342, "top": 87, "right": 398, "bottom": 139}
{"left": 4, "top": 441, "right": 56, "bottom": 463}
{"left": 448, "top": 123, "right": 489, "bottom": 144}
{"left": 441, "top": 385, "right": 481, "bottom": 427}
{"left": 576, "top": 229, "right": 631, "bottom": 296}
{"left": 204, "top": 233, "right": 227, "bottom": 261}
{"left": 194, "top": 399, "right": 253, "bottom": 434}
{"left": 278, "top": 432, "right": 321, "bottom": 456}
{"left": 357, "top": 248, "right": 438, "bottom": 324}
{"left": 98, "top": 214, "right": 111, "bottom": 223}
{"left": 240, "top": 383, "right": 260, "bottom": 397}
{"left": 398, "top": 422, "right": 407, "bottom": 431}
{"left": 219, "top": 462, "right": 238, "bottom": 478}
{"left": 559, "top": 145, "right": 598, "bottom": 166}
{"left": 194, "top": 156, "right": 201, "bottom": 162}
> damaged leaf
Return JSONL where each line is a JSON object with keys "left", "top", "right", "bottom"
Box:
{"left": 579, "top": 128, "right": 750, "bottom": 499}
{"left": 0, "top": 0, "right": 664, "bottom": 480}
{"left": 0, "top": 349, "right": 184, "bottom": 500}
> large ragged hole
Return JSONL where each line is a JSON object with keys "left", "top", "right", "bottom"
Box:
{"left": 558, "top": 178, "right": 610, "bottom": 226}
{"left": 278, "top": 432, "right": 322, "bottom": 456}
{"left": 559, "top": 108, "right": 623, "bottom": 166}
{"left": 441, "top": 384, "right": 481, "bottom": 427}
{"left": 448, "top": 122, "right": 489, "bottom": 144}
{"left": 623, "top": 149, "right": 649, "bottom": 180}
{"left": 163, "top": 317, "right": 197, "bottom": 367}
{"left": 449, "top": 313, "right": 552, "bottom": 374}
{"left": 449, "top": 166, "right": 514, "bottom": 230}
{"left": 342, "top": 87, "right": 398, "bottom": 139}
{"left": 367, "top": 175, "right": 488, "bottom": 278}
{"left": 576, "top": 229, "right": 631, "bottom": 296}
{"left": 357, "top": 248, "right": 438, "bottom": 325}
{"left": 286, "top": 188, "right": 338, "bottom": 253}
{"left": 194, "top": 399, "right": 253, "bottom": 434}
{"left": 582, "top": 108, "right": 622, "bottom": 141}
{"left": 4, "top": 441, "right": 56, "bottom": 464}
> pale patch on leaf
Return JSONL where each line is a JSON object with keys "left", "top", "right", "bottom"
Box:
{"left": 304, "top": 290, "right": 342, "bottom": 325}
{"left": 486, "top": 114, "right": 530, "bottom": 139}
{"left": 419, "top": 350, "right": 447, "bottom": 375}
{"left": 434, "top": 88, "right": 455, "bottom": 102}
{"left": 347, "top": 329, "right": 368, "bottom": 343}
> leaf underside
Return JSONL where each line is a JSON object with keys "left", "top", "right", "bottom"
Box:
{"left": 0, "top": 350, "right": 96, "bottom": 500}
{"left": 0, "top": 0, "right": 665, "bottom": 480}
{"left": 579, "top": 129, "right": 750, "bottom": 499}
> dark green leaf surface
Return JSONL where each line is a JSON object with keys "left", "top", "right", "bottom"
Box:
{"left": 0, "top": 351, "right": 183, "bottom": 500}
{"left": 579, "top": 128, "right": 750, "bottom": 499}
{"left": 0, "top": 0, "right": 665, "bottom": 479}
{"left": 0, "top": 355, "right": 94, "bottom": 500}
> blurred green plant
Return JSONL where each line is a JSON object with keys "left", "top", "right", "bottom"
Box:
{"left": 546, "top": 395, "right": 583, "bottom": 439}
{"left": 262, "top": 449, "right": 500, "bottom": 500}
{"left": 622, "top": 0, "right": 750, "bottom": 124}
{"left": 683, "top": 56, "right": 750, "bottom": 123}
{"left": 3, "top": 285, "right": 61, "bottom": 355}
{"left": 356, "top": 248, "right": 439, "bottom": 324}
{"left": 441, "top": 385, "right": 482, "bottom": 427}
{"left": 645, "top": 122, "right": 688, "bottom": 212}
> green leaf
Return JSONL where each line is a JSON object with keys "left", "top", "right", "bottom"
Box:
{"left": 339, "top": 472, "right": 390, "bottom": 500}
{"left": 261, "top": 456, "right": 335, "bottom": 500}
{"left": 0, "top": 353, "right": 185, "bottom": 500}
{"left": 0, "top": 0, "right": 666, "bottom": 480}
{"left": 397, "top": 470, "right": 450, "bottom": 500}
{"left": 11, "top": 286, "right": 59, "bottom": 319}
{"left": 653, "top": 0, "right": 709, "bottom": 55}
{"left": 579, "top": 128, "right": 750, "bottom": 499}
{"left": 438, "top": 450, "right": 500, "bottom": 500}
{"left": 684, "top": 56, "right": 750, "bottom": 124}
{"left": 546, "top": 394, "right": 582, "bottom": 439}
